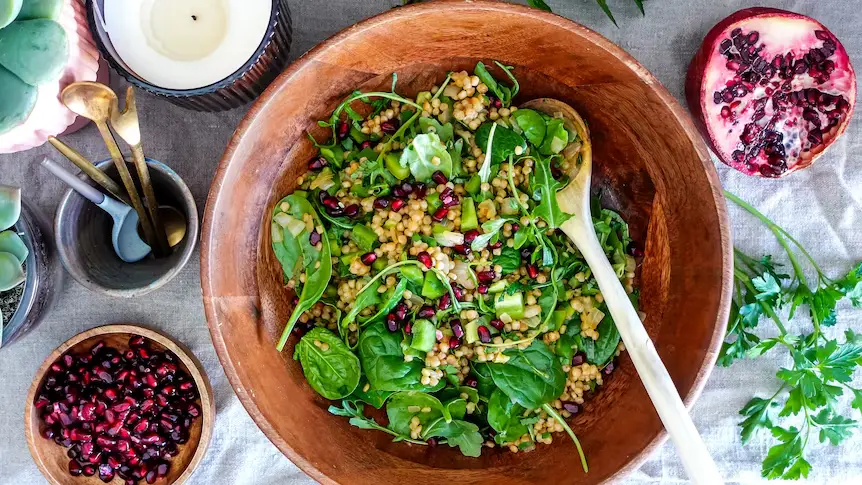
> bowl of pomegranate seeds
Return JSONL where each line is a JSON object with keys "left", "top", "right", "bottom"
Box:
{"left": 25, "top": 325, "right": 214, "bottom": 485}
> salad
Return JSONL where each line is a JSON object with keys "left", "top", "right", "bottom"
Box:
{"left": 269, "top": 62, "right": 639, "bottom": 468}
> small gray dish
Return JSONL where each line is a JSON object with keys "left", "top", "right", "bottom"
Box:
{"left": 55, "top": 158, "right": 198, "bottom": 298}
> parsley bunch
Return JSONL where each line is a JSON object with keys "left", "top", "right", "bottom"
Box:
{"left": 722, "top": 190, "right": 862, "bottom": 480}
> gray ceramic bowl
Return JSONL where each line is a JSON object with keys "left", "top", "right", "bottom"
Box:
{"left": 55, "top": 159, "right": 198, "bottom": 297}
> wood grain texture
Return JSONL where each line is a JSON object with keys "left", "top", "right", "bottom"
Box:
{"left": 24, "top": 324, "right": 215, "bottom": 485}
{"left": 200, "top": 1, "right": 733, "bottom": 484}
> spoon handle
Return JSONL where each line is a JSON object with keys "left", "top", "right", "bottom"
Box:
{"left": 41, "top": 158, "right": 106, "bottom": 205}
{"left": 95, "top": 121, "right": 158, "bottom": 248}
{"left": 130, "top": 144, "right": 170, "bottom": 256}
{"left": 573, "top": 230, "right": 723, "bottom": 485}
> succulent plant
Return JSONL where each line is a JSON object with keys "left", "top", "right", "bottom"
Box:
{"left": 0, "top": 184, "right": 26, "bottom": 330}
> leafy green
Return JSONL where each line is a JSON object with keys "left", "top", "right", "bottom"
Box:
{"left": 575, "top": 304, "right": 620, "bottom": 367}
{"left": 400, "top": 133, "right": 452, "bottom": 183}
{"left": 350, "top": 378, "right": 393, "bottom": 409}
{"left": 511, "top": 108, "right": 547, "bottom": 146}
{"left": 471, "top": 217, "right": 512, "bottom": 251}
{"left": 723, "top": 191, "right": 862, "bottom": 480}
{"left": 475, "top": 122, "right": 526, "bottom": 164}
{"left": 422, "top": 418, "right": 484, "bottom": 457}
{"left": 532, "top": 156, "right": 571, "bottom": 229}
{"left": 329, "top": 400, "right": 427, "bottom": 445}
{"left": 538, "top": 119, "right": 568, "bottom": 156}
{"left": 273, "top": 194, "right": 333, "bottom": 351}
{"left": 474, "top": 61, "right": 519, "bottom": 107}
{"left": 386, "top": 391, "right": 448, "bottom": 435}
{"left": 418, "top": 118, "right": 454, "bottom": 144}
{"left": 358, "top": 322, "right": 443, "bottom": 392}
{"left": 361, "top": 278, "right": 407, "bottom": 325}
{"left": 486, "top": 341, "right": 566, "bottom": 409}
{"left": 494, "top": 247, "right": 522, "bottom": 275}
{"left": 487, "top": 389, "right": 529, "bottom": 444}
{"left": 342, "top": 279, "right": 381, "bottom": 335}
{"left": 294, "top": 328, "right": 361, "bottom": 400}
{"left": 522, "top": 0, "right": 647, "bottom": 26}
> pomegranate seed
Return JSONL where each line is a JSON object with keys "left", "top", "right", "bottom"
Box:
{"left": 417, "top": 252, "right": 433, "bottom": 268}
{"left": 477, "top": 271, "right": 496, "bottom": 282}
{"left": 390, "top": 198, "right": 406, "bottom": 211}
{"left": 128, "top": 336, "right": 145, "bottom": 348}
{"left": 453, "top": 244, "right": 471, "bottom": 256}
{"left": 90, "top": 341, "right": 105, "bottom": 355}
{"left": 477, "top": 284, "right": 489, "bottom": 295}
{"left": 477, "top": 326, "right": 492, "bottom": 343}
{"left": 308, "top": 230, "right": 321, "bottom": 246}
{"left": 98, "top": 463, "right": 115, "bottom": 482}
{"left": 404, "top": 321, "right": 413, "bottom": 334}
{"left": 372, "top": 197, "right": 390, "bottom": 209}
{"left": 380, "top": 120, "right": 398, "bottom": 134}
{"left": 572, "top": 353, "right": 585, "bottom": 366}
{"left": 511, "top": 223, "right": 520, "bottom": 232}
{"left": 399, "top": 182, "right": 414, "bottom": 195}
{"left": 360, "top": 252, "right": 377, "bottom": 266}
{"left": 451, "top": 320, "right": 464, "bottom": 338}
{"left": 394, "top": 302, "right": 408, "bottom": 321}
{"left": 418, "top": 306, "right": 436, "bottom": 318}
{"left": 308, "top": 156, "right": 328, "bottom": 170}
{"left": 82, "top": 465, "right": 96, "bottom": 477}
{"left": 489, "top": 241, "right": 502, "bottom": 250}
{"left": 156, "top": 463, "right": 169, "bottom": 477}
{"left": 432, "top": 207, "right": 448, "bottom": 222}
{"left": 463, "top": 230, "right": 479, "bottom": 244}
{"left": 413, "top": 182, "right": 428, "bottom": 198}
{"left": 386, "top": 315, "right": 399, "bottom": 332}
{"left": 603, "top": 362, "right": 616, "bottom": 375}
{"left": 69, "top": 460, "right": 82, "bottom": 476}
{"left": 448, "top": 335, "right": 462, "bottom": 349}
{"left": 427, "top": 437, "right": 438, "bottom": 447}
{"left": 438, "top": 293, "right": 451, "bottom": 310}
{"left": 490, "top": 319, "right": 504, "bottom": 330}
{"left": 360, "top": 140, "right": 372, "bottom": 150}
{"left": 431, "top": 171, "right": 448, "bottom": 185}
{"left": 627, "top": 241, "right": 644, "bottom": 257}
{"left": 344, "top": 204, "right": 361, "bottom": 217}
{"left": 392, "top": 185, "right": 406, "bottom": 198}
{"left": 464, "top": 377, "right": 478, "bottom": 388}
{"left": 563, "top": 403, "right": 580, "bottom": 414}
{"left": 452, "top": 285, "right": 464, "bottom": 301}
{"left": 527, "top": 264, "right": 539, "bottom": 279}
{"left": 337, "top": 122, "right": 349, "bottom": 140}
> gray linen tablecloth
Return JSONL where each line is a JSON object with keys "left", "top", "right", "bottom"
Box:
{"left": 1, "top": 1, "right": 861, "bottom": 483}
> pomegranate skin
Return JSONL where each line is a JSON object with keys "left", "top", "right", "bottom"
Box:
{"left": 686, "top": 7, "right": 856, "bottom": 178}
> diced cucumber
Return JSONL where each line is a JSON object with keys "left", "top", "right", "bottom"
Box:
{"left": 460, "top": 197, "right": 478, "bottom": 231}
{"left": 465, "top": 174, "right": 481, "bottom": 196}
{"left": 385, "top": 151, "right": 410, "bottom": 180}
{"left": 350, "top": 224, "right": 378, "bottom": 252}
{"left": 426, "top": 191, "right": 441, "bottom": 212}
{"left": 495, "top": 292, "right": 524, "bottom": 320}
{"left": 465, "top": 320, "right": 479, "bottom": 344}
{"left": 487, "top": 280, "right": 507, "bottom": 294}
{"left": 340, "top": 253, "right": 358, "bottom": 266}
{"left": 421, "top": 271, "right": 447, "bottom": 299}
{"left": 410, "top": 319, "right": 436, "bottom": 353}
{"left": 401, "top": 265, "right": 424, "bottom": 287}
{"left": 350, "top": 125, "right": 368, "bottom": 143}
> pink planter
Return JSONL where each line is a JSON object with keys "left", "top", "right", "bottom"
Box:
{"left": 0, "top": 0, "right": 106, "bottom": 154}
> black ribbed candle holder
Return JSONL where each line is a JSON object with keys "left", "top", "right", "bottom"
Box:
{"left": 86, "top": 0, "right": 292, "bottom": 112}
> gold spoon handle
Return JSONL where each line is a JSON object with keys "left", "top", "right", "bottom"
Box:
{"left": 95, "top": 121, "right": 158, "bottom": 248}
{"left": 47, "top": 137, "right": 131, "bottom": 206}
{"left": 130, "top": 144, "right": 170, "bottom": 256}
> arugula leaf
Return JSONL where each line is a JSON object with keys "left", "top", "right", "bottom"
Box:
{"left": 418, "top": 118, "right": 454, "bottom": 144}
{"left": 471, "top": 217, "right": 512, "bottom": 251}
{"left": 531, "top": 156, "right": 571, "bottom": 229}
{"left": 494, "top": 246, "right": 522, "bottom": 275}
{"left": 329, "top": 400, "right": 427, "bottom": 445}
{"left": 527, "top": 0, "right": 552, "bottom": 12}
{"left": 422, "top": 418, "right": 484, "bottom": 457}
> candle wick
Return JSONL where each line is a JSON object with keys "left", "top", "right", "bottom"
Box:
{"left": 191, "top": 15, "right": 198, "bottom": 21}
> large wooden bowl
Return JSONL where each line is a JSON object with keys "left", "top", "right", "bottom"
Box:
{"left": 201, "top": 1, "right": 732, "bottom": 484}
{"left": 25, "top": 324, "right": 215, "bottom": 485}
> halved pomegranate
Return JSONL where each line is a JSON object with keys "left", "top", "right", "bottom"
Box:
{"left": 686, "top": 8, "right": 856, "bottom": 177}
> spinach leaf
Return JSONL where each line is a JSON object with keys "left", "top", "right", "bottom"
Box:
{"left": 274, "top": 194, "right": 333, "bottom": 351}
{"left": 294, "top": 328, "right": 360, "bottom": 400}
{"left": 475, "top": 122, "right": 526, "bottom": 164}
{"left": 538, "top": 119, "right": 569, "bottom": 155}
{"left": 400, "top": 133, "right": 452, "bottom": 182}
{"left": 443, "top": 397, "right": 468, "bottom": 421}
{"left": 555, "top": 334, "right": 577, "bottom": 365}
{"left": 361, "top": 278, "right": 407, "bottom": 325}
{"left": 342, "top": 279, "right": 381, "bottom": 336}
{"left": 538, "top": 286, "right": 558, "bottom": 327}
{"left": 358, "top": 322, "right": 444, "bottom": 392}
{"left": 576, "top": 304, "right": 620, "bottom": 366}
{"left": 471, "top": 362, "right": 497, "bottom": 398}
{"left": 422, "top": 418, "right": 484, "bottom": 457}
{"left": 488, "top": 389, "right": 530, "bottom": 444}
{"left": 511, "top": 108, "right": 547, "bottom": 146}
{"left": 350, "top": 378, "right": 394, "bottom": 409}
{"left": 494, "top": 246, "right": 522, "bottom": 275}
{"left": 532, "top": 156, "right": 572, "bottom": 230}
{"left": 487, "top": 341, "right": 566, "bottom": 409}
{"left": 386, "top": 391, "right": 448, "bottom": 435}
{"left": 418, "top": 118, "right": 454, "bottom": 144}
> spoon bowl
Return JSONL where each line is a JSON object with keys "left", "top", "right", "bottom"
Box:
{"left": 60, "top": 82, "right": 118, "bottom": 123}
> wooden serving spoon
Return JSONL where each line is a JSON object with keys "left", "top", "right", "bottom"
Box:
{"left": 521, "top": 98, "right": 722, "bottom": 484}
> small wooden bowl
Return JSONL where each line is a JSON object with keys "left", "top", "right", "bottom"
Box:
{"left": 25, "top": 324, "right": 215, "bottom": 485}
{"left": 201, "top": 1, "right": 733, "bottom": 484}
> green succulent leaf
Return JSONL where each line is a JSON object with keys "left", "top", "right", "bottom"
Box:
{"left": 0, "top": 185, "right": 21, "bottom": 231}
{"left": 0, "top": 230, "right": 27, "bottom": 263}
{"left": 0, "top": 251, "right": 24, "bottom": 291}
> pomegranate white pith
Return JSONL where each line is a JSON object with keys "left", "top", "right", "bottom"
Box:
{"left": 687, "top": 9, "right": 856, "bottom": 177}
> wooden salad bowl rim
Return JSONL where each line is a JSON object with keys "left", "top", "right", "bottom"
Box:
{"left": 24, "top": 324, "right": 215, "bottom": 485}
{"left": 201, "top": 1, "right": 733, "bottom": 483}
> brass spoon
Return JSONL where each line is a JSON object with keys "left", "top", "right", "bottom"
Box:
{"left": 110, "top": 87, "right": 170, "bottom": 256}
{"left": 61, "top": 82, "right": 158, "bottom": 250}
{"left": 158, "top": 205, "right": 187, "bottom": 248}
{"left": 521, "top": 99, "right": 722, "bottom": 484}
{"left": 47, "top": 136, "right": 131, "bottom": 206}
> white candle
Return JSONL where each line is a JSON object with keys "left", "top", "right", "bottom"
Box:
{"left": 103, "top": 0, "right": 271, "bottom": 90}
